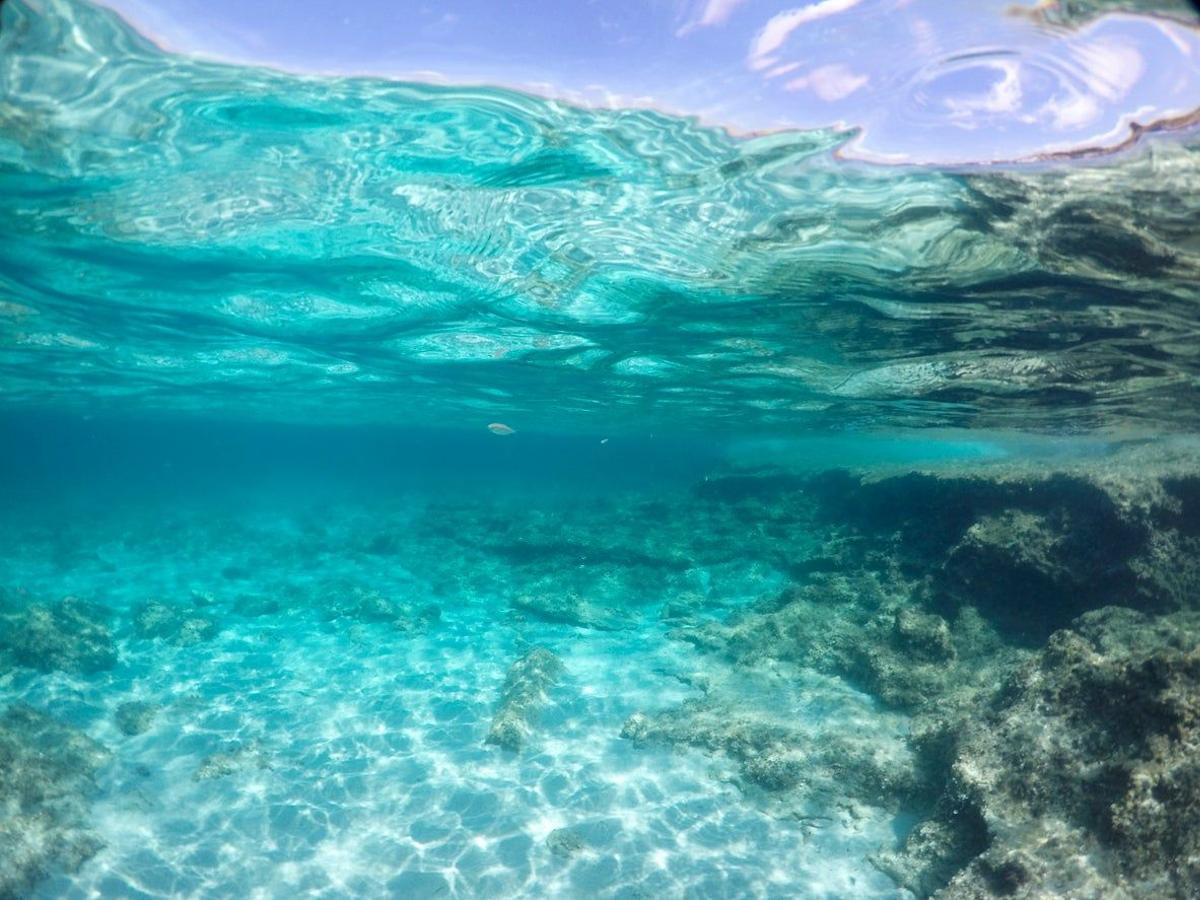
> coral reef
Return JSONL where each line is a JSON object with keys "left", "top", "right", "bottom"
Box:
{"left": 486, "top": 646, "right": 564, "bottom": 751}
{"left": 0, "top": 704, "right": 110, "bottom": 900}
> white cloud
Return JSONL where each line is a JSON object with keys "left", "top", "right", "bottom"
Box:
{"left": 765, "top": 61, "right": 803, "bottom": 79}
{"left": 942, "top": 59, "right": 1023, "bottom": 117}
{"left": 1040, "top": 92, "right": 1102, "bottom": 129}
{"left": 676, "top": 0, "right": 750, "bottom": 36}
{"left": 697, "top": 0, "right": 751, "bottom": 27}
{"left": 748, "top": 0, "right": 865, "bottom": 69}
{"left": 785, "top": 63, "right": 870, "bottom": 100}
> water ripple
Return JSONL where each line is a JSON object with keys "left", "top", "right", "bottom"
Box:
{"left": 1, "top": 0, "right": 1199, "bottom": 435}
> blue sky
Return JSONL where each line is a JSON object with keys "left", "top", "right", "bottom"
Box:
{"left": 96, "top": 0, "right": 1200, "bottom": 163}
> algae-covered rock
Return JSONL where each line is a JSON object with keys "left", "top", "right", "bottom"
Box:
{"left": 320, "top": 583, "right": 440, "bottom": 633}
{"left": 232, "top": 593, "right": 282, "bottom": 618}
{"left": 193, "top": 740, "right": 270, "bottom": 781}
{"left": 880, "top": 607, "right": 1200, "bottom": 898}
{"left": 511, "top": 593, "right": 629, "bottom": 631}
{"left": 938, "top": 507, "right": 1132, "bottom": 643}
{"left": 133, "top": 599, "right": 218, "bottom": 646}
{"left": 0, "top": 704, "right": 110, "bottom": 898}
{"left": 546, "top": 826, "right": 586, "bottom": 859}
{"left": 674, "top": 572, "right": 980, "bottom": 714}
{"left": 4, "top": 596, "right": 117, "bottom": 674}
{"left": 486, "top": 647, "right": 564, "bottom": 751}
{"left": 894, "top": 608, "right": 955, "bottom": 662}
{"left": 113, "top": 701, "right": 158, "bottom": 736}
{"left": 659, "top": 591, "right": 709, "bottom": 623}
{"left": 622, "top": 689, "right": 917, "bottom": 808}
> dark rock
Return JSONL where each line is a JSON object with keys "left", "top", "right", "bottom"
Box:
{"left": 937, "top": 507, "right": 1134, "bottom": 643}
{"left": 660, "top": 592, "right": 708, "bottom": 622}
{"left": 486, "top": 647, "right": 564, "bottom": 751}
{"left": 879, "top": 607, "right": 1200, "bottom": 898}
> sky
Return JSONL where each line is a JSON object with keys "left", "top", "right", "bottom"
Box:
{"left": 95, "top": 0, "right": 1200, "bottom": 163}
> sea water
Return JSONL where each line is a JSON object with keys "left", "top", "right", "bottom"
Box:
{"left": 2, "top": 1, "right": 1200, "bottom": 898}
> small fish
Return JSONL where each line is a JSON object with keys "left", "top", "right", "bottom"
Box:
{"left": 487, "top": 422, "right": 516, "bottom": 436}
{"left": 600, "top": 438, "right": 609, "bottom": 444}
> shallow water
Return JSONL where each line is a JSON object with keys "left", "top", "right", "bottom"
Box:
{"left": 2, "top": 1, "right": 1200, "bottom": 898}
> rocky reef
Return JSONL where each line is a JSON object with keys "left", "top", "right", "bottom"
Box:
{"left": 132, "top": 599, "right": 218, "bottom": 646}
{"left": 113, "top": 700, "right": 158, "bottom": 737}
{"left": 0, "top": 704, "right": 110, "bottom": 900}
{"left": 193, "top": 740, "right": 271, "bottom": 781}
{"left": 0, "top": 438, "right": 1197, "bottom": 896}
{"left": 0, "top": 596, "right": 117, "bottom": 674}
{"left": 629, "top": 445, "right": 1200, "bottom": 897}
{"left": 622, "top": 681, "right": 915, "bottom": 808}
{"left": 878, "top": 607, "right": 1200, "bottom": 898}
{"left": 486, "top": 646, "right": 564, "bottom": 751}
{"left": 316, "top": 581, "right": 441, "bottom": 633}
{"left": 510, "top": 592, "right": 630, "bottom": 631}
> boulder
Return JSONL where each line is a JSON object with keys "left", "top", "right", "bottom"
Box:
{"left": 486, "top": 647, "right": 564, "bottom": 751}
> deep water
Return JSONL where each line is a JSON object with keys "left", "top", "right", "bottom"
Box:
{"left": 3, "top": 0, "right": 1200, "bottom": 898}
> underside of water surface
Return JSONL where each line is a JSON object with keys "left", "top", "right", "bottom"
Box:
{"left": 2, "top": 1, "right": 1200, "bottom": 898}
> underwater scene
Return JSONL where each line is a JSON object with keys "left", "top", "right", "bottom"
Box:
{"left": 3, "top": 0, "right": 1200, "bottom": 897}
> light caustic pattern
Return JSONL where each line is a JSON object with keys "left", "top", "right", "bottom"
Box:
{"left": 2, "top": 495, "right": 908, "bottom": 899}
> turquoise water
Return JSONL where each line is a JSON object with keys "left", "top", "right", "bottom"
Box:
{"left": 3, "top": 1, "right": 1200, "bottom": 898}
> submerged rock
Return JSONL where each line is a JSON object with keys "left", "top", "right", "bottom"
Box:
{"left": 486, "top": 646, "right": 564, "bottom": 751}
{"left": 622, "top": 684, "right": 917, "bottom": 808}
{"left": 0, "top": 704, "right": 110, "bottom": 898}
{"left": 320, "top": 583, "right": 440, "bottom": 633}
{"left": 878, "top": 607, "right": 1200, "bottom": 898}
{"left": 673, "top": 571, "right": 1005, "bottom": 716}
{"left": 546, "top": 826, "right": 586, "bottom": 859}
{"left": 194, "top": 740, "right": 270, "bottom": 781}
{"left": 133, "top": 599, "right": 218, "bottom": 646}
{"left": 113, "top": 701, "right": 159, "bottom": 736}
{"left": 3, "top": 596, "right": 117, "bottom": 674}
{"left": 232, "top": 592, "right": 282, "bottom": 618}
{"left": 510, "top": 593, "right": 628, "bottom": 631}
{"left": 659, "top": 591, "right": 709, "bottom": 623}
{"left": 938, "top": 507, "right": 1130, "bottom": 643}
{"left": 845, "top": 608, "right": 962, "bottom": 711}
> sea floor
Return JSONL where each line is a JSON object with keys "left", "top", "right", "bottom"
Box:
{"left": 0, "top": 488, "right": 911, "bottom": 899}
